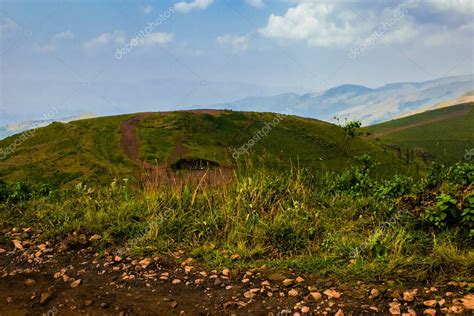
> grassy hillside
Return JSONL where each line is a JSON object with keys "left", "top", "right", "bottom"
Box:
{"left": 0, "top": 115, "right": 135, "bottom": 186}
{"left": 364, "top": 103, "right": 474, "bottom": 165}
{"left": 0, "top": 110, "right": 420, "bottom": 187}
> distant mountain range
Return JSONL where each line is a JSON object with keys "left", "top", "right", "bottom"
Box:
{"left": 0, "top": 113, "right": 95, "bottom": 140}
{"left": 198, "top": 75, "right": 474, "bottom": 125}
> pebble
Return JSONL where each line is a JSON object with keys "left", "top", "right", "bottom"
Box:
{"left": 403, "top": 291, "right": 416, "bottom": 302}
{"left": 70, "top": 279, "right": 82, "bottom": 288}
{"left": 370, "top": 288, "right": 380, "bottom": 299}
{"left": 423, "top": 300, "right": 437, "bottom": 307}
{"left": 288, "top": 289, "right": 299, "bottom": 297}
{"left": 309, "top": 292, "right": 322, "bottom": 301}
{"left": 23, "top": 278, "right": 36, "bottom": 286}
{"left": 40, "top": 292, "right": 52, "bottom": 305}
{"left": 323, "top": 289, "right": 341, "bottom": 299}
{"left": 282, "top": 279, "right": 294, "bottom": 287}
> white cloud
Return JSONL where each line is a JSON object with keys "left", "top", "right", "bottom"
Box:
{"left": 83, "top": 31, "right": 126, "bottom": 50}
{"left": 34, "top": 43, "right": 56, "bottom": 53}
{"left": 259, "top": 2, "right": 367, "bottom": 47}
{"left": 53, "top": 31, "right": 74, "bottom": 40}
{"left": 35, "top": 30, "right": 74, "bottom": 53}
{"left": 216, "top": 34, "right": 249, "bottom": 53}
{"left": 246, "top": 0, "right": 264, "bottom": 8}
{"left": 142, "top": 5, "right": 153, "bottom": 14}
{"left": 173, "top": 0, "right": 213, "bottom": 13}
{"left": 0, "top": 18, "right": 19, "bottom": 33}
{"left": 135, "top": 32, "right": 174, "bottom": 46}
{"left": 427, "top": 0, "right": 473, "bottom": 14}
{"left": 259, "top": 0, "right": 473, "bottom": 48}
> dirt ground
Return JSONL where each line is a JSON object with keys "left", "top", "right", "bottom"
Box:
{"left": 1, "top": 228, "right": 473, "bottom": 315}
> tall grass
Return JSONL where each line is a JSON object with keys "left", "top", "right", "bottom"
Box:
{"left": 0, "top": 160, "right": 472, "bottom": 281}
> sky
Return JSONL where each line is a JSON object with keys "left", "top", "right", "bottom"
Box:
{"left": 0, "top": 0, "right": 473, "bottom": 124}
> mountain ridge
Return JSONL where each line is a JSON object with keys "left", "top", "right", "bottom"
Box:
{"left": 198, "top": 74, "right": 474, "bottom": 125}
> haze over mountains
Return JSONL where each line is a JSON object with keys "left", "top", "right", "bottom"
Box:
{"left": 1, "top": 75, "right": 473, "bottom": 140}
{"left": 200, "top": 74, "right": 474, "bottom": 125}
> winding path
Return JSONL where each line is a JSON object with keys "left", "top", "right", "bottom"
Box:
{"left": 120, "top": 111, "right": 232, "bottom": 186}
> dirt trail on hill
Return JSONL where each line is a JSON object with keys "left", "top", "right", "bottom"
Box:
{"left": 120, "top": 111, "right": 232, "bottom": 186}
{"left": 370, "top": 104, "right": 471, "bottom": 138}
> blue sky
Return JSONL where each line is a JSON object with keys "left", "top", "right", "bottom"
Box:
{"left": 1, "top": 0, "right": 473, "bottom": 124}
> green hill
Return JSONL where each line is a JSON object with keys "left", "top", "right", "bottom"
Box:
{"left": 0, "top": 110, "right": 417, "bottom": 187}
{"left": 364, "top": 102, "right": 474, "bottom": 164}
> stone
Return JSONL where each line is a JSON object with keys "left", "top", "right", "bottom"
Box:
{"left": 85, "top": 299, "right": 94, "bottom": 306}
{"left": 370, "top": 288, "right": 380, "bottom": 298}
{"left": 222, "top": 268, "right": 230, "bottom": 276}
{"left": 389, "top": 302, "right": 401, "bottom": 315}
{"left": 295, "top": 276, "right": 305, "bottom": 283}
{"left": 335, "top": 309, "right": 344, "bottom": 316}
{"left": 323, "top": 289, "right": 341, "bottom": 299}
{"left": 40, "top": 292, "right": 52, "bottom": 305}
{"left": 403, "top": 291, "right": 416, "bottom": 302}
{"left": 23, "top": 279, "right": 36, "bottom": 286}
{"left": 309, "top": 292, "right": 322, "bottom": 301}
{"left": 267, "top": 272, "right": 286, "bottom": 281}
{"left": 462, "top": 294, "right": 474, "bottom": 310}
{"left": 12, "top": 240, "right": 23, "bottom": 250}
{"left": 170, "top": 301, "right": 178, "bottom": 308}
{"left": 423, "top": 309, "right": 436, "bottom": 315}
{"left": 301, "top": 306, "right": 310, "bottom": 314}
{"left": 423, "top": 300, "right": 437, "bottom": 307}
{"left": 288, "top": 289, "right": 299, "bottom": 297}
{"left": 70, "top": 279, "right": 82, "bottom": 288}
{"left": 139, "top": 258, "right": 151, "bottom": 269}
{"left": 282, "top": 279, "right": 294, "bottom": 287}
{"left": 172, "top": 279, "right": 181, "bottom": 285}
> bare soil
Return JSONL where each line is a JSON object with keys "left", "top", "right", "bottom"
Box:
{"left": 119, "top": 111, "right": 232, "bottom": 186}
{"left": 1, "top": 231, "right": 473, "bottom": 316}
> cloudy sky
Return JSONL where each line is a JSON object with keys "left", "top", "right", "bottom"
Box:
{"left": 1, "top": 0, "right": 473, "bottom": 124}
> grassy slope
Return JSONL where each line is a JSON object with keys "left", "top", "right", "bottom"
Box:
{"left": 139, "top": 111, "right": 415, "bottom": 175}
{"left": 364, "top": 103, "right": 474, "bottom": 164}
{"left": 1, "top": 110, "right": 417, "bottom": 186}
{"left": 0, "top": 115, "right": 135, "bottom": 186}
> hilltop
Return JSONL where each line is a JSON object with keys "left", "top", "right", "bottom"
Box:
{"left": 0, "top": 110, "right": 416, "bottom": 187}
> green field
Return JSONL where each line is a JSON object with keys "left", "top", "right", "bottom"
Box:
{"left": 364, "top": 103, "right": 474, "bottom": 165}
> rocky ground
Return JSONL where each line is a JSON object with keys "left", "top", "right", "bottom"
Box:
{"left": 0, "top": 227, "right": 473, "bottom": 315}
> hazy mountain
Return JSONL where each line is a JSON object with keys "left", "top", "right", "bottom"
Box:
{"left": 198, "top": 75, "right": 474, "bottom": 125}
{"left": 0, "top": 113, "right": 95, "bottom": 140}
